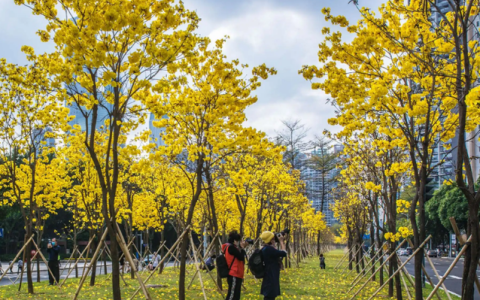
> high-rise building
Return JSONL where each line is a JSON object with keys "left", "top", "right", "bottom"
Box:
{"left": 300, "top": 144, "right": 344, "bottom": 226}
{"left": 65, "top": 84, "right": 114, "bottom": 132}
{"left": 148, "top": 113, "right": 168, "bottom": 147}
{"left": 33, "top": 126, "right": 55, "bottom": 152}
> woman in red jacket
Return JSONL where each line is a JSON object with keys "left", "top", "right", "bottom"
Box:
{"left": 222, "top": 230, "right": 247, "bottom": 300}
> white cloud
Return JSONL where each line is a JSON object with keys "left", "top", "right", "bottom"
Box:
{"left": 0, "top": 0, "right": 380, "bottom": 142}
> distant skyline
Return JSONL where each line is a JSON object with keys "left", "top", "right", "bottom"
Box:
{"left": 0, "top": 0, "right": 385, "bottom": 141}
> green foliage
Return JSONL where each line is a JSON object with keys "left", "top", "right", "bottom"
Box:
{"left": 434, "top": 184, "right": 469, "bottom": 231}
{"left": 331, "top": 223, "right": 342, "bottom": 236}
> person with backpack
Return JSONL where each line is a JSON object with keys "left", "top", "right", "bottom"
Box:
{"left": 221, "top": 230, "right": 247, "bottom": 300}
{"left": 319, "top": 254, "right": 326, "bottom": 269}
{"left": 259, "top": 231, "right": 287, "bottom": 300}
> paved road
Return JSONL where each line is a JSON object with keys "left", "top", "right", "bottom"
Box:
{"left": 0, "top": 260, "right": 179, "bottom": 286}
{"left": 400, "top": 256, "right": 480, "bottom": 299}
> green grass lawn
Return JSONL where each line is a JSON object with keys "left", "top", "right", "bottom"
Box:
{"left": 0, "top": 249, "right": 460, "bottom": 299}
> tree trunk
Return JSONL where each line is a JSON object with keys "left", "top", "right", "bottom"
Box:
{"left": 179, "top": 157, "right": 203, "bottom": 300}
{"left": 106, "top": 222, "right": 121, "bottom": 300}
{"left": 317, "top": 231, "right": 321, "bottom": 256}
{"left": 89, "top": 234, "right": 97, "bottom": 286}
{"left": 36, "top": 234, "right": 40, "bottom": 283}
{"left": 347, "top": 234, "right": 353, "bottom": 270}
{"left": 462, "top": 207, "right": 480, "bottom": 300}
{"left": 370, "top": 224, "right": 375, "bottom": 281}
{"left": 205, "top": 167, "right": 222, "bottom": 290}
{"left": 25, "top": 227, "right": 34, "bottom": 294}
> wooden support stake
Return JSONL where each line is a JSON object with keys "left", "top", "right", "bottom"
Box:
{"left": 31, "top": 239, "right": 59, "bottom": 285}
{"left": 400, "top": 267, "right": 413, "bottom": 300}
{"left": 450, "top": 217, "right": 480, "bottom": 293}
{"left": 406, "top": 238, "right": 444, "bottom": 300}
{"left": 335, "top": 246, "right": 352, "bottom": 270}
{"left": 426, "top": 235, "right": 471, "bottom": 300}
{"left": 187, "top": 231, "right": 220, "bottom": 289}
{"left": 103, "top": 244, "right": 129, "bottom": 286}
{"left": 341, "top": 242, "right": 364, "bottom": 275}
{"left": 130, "top": 226, "right": 190, "bottom": 299}
{"left": 73, "top": 229, "right": 108, "bottom": 300}
{"left": 59, "top": 235, "right": 96, "bottom": 288}
{"left": 351, "top": 242, "right": 387, "bottom": 286}
{"left": 366, "top": 235, "right": 432, "bottom": 300}
{"left": 189, "top": 232, "right": 207, "bottom": 300}
{"left": 115, "top": 223, "right": 151, "bottom": 300}
{"left": 60, "top": 246, "right": 78, "bottom": 278}
{"left": 349, "top": 239, "right": 407, "bottom": 295}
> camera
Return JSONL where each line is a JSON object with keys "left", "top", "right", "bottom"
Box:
{"left": 274, "top": 228, "right": 290, "bottom": 243}
{"left": 245, "top": 238, "right": 254, "bottom": 245}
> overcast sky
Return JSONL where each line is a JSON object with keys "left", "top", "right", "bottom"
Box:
{"left": 0, "top": 0, "right": 385, "bottom": 141}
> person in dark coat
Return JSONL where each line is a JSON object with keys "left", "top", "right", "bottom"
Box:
{"left": 47, "top": 238, "right": 60, "bottom": 285}
{"left": 319, "top": 253, "right": 326, "bottom": 269}
{"left": 260, "top": 231, "right": 287, "bottom": 300}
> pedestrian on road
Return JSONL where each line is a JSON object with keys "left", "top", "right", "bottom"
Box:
{"left": 47, "top": 238, "right": 60, "bottom": 285}
{"left": 260, "top": 231, "right": 288, "bottom": 300}
{"left": 222, "top": 230, "right": 247, "bottom": 300}
{"left": 17, "top": 259, "right": 23, "bottom": 274}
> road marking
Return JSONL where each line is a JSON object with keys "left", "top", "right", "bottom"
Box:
{"left": 448, "top": 275, "right": 462, "bottom": 280}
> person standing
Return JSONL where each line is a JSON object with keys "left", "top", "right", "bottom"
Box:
{"left": 222, "top": 230, "right": 247, "bottom": 300}
{"left": 17, "top": 259, "right": 23, "bottom": 274}
{"left": 319, "top": 254, "right": 326, "bottom": 269}
{"left": 260, "top": 231, "right": 287, "bottom": 300}
{"left": 47, "top": 238, "right": 60, "bottom": 285}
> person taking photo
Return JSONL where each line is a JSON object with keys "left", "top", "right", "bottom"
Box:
{"left": 260, "top": 231, "right": 287, "bottom": 300}
{"left": 222, "top": 230, "right": 247, "bottom": 300}
{"left": 47, "top": 238, "right": 60, "bottom": 285}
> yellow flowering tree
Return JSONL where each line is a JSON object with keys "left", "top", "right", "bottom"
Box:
{"left": 15, "top": 0, "right": 201, "bottom": 296}
{"left": 151, "top": 37, "right": 276, "bottom": 298}
{"left": 0, "top": 58, "right": 70, "bottom": 293}
{"left": 300, "top": 4, "right": 460, "bottom": 297}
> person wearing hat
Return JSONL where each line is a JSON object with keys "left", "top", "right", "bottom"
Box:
{"left": 260, "top": 231, "right": 287, "bottom": 300}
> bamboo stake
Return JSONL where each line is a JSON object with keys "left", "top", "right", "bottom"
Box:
{"left": 449, "top": 217, "right": 480, "bottom": 293}
{"left": 59, "top": 235, "right": 96, "bottom": 288}
{"left": 404, "top": 238, "right": 442, "bottom": 300}
{"left": 73, "top": 229, "right": 108, "bottom": 300}
{"left": 426, "top": 235, "right": 471, "bottom": 300}
{"left": 115, "top": 223, "right": 151, "bottom": 300}
{"left": 31, "top": 239, "right": 59, "bottom": 285}
{"left": 366, "top": 235, "right": 432, "bottom": 300}
{"left": 348, "top": 239, "right": 407, "bottom": 294}
{"left": 0, "top": 234, "right": 34, "bottom": 283}
{"left": 60, "top": 246, "right": 77, "bottom": 278}
{"left": 103, "top": 244, "right": 129, "bottom": 286}
{"left": 351, "top": 242, "right": 387, "bottom": 286}
{"left": 341, "top": 242, "right": 364, "bottom": 275}
{"left": 400, "top": 267, "right": 413, "bottom": 300}
{"left": 425, "top": 254, "right": 449, "bottom": 300}
{"left": 396, "top": 257, "right": 416, "bottom": 290}
{"left": 188, "top": 231, "right": 220, "bottom": 289}
{"left": 335, "top": 246, "right": 352, "bottom": 269}
{"left": 130, "top": 226, "right": 190, "bottom": 299}
{"left": 189, "top": 232, "right": 207, "bottom": 300}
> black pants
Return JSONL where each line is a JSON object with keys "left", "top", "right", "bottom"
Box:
{"left": 225, "top": 275, "right": 243, "bottom": 300}
{"left": 48, "top": 260, "right": 60, "bottom": 285}
{"left": 320, "top": 263, "right": 326, "bottom": 269}
{"left": 264, "top": 297, "right": 276, "bottom": 300}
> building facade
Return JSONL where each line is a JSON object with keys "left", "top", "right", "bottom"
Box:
{"left": 148, "top": 113, "right": 168, "bottom": 147}
{"left": 300, "top": 144, "right": 344, "bottom": 226}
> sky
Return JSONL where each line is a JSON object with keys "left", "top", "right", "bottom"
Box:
{"left": 0, "top": 0, "right": 385, "bottom": 141}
